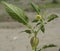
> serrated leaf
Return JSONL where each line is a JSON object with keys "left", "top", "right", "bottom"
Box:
{"left": 2, "top": 1, "right": 29, "bottom": 25}
{"left": 32, "top": 19, "right": 38, "bottom": 22}
{"left": 40, "top": 24, "right": 45, "bottom": 33}
{"left": 47, "top": 14, "right": 58, "bottom": 22}
{"left": 30, "top": 2, "right": 40, "bottom": 14}
{"left": 24, "top": 30, "right": 31, "bottom": 34}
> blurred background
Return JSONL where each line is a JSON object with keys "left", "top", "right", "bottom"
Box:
{"left": 0, "top": 0, "right": 60, "bottom": 51}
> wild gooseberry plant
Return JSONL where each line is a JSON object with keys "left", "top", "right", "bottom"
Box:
{"left": 2, "top": 1, "right": 58, "bottom": 51}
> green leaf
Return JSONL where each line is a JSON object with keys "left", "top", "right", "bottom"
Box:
{"left": 30, "top": 2, "right": 40, "bottom": 14}
{"left": 42, "top": 44, "right": 57, "bottom": 49}
{"left": 22, "top": 30, "right": 31, "bottom": 34}
{"left": 47, "top": 14, "right": 58, "bottom": 22}
{"left": 38, "top": 49, "right": 42, "bottom": 51}
{"left": 32, "top": 19, "right": 38, "bottom": 23}
{"left": 36, "top": 22, "right": 41, "bottom": 27}
{"left": 2, "top": 1, "right": 29, "bottom": 25}
{"left": 38, "top": 44, "right": 57, "bottom": 51}
{"left": 40, "top": 24, "right": 45, "bottom": 33}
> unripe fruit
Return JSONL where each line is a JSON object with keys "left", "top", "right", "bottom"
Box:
{"left": 30, "top": 37, "right": 39, "bottom": 50}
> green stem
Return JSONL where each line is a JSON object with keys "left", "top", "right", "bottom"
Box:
{"left": 34, "top": 35, "right": 37, "bottom": 51}
{"left": 36, "top": 25, "right": 41, "bottom": 34}
{"left": 33, "top": 49, "right": 36, "bottom": 51}
{"left": 33, "top": 44, "right": 37, "bottom": 51}
{"left": 36, "top": 19, "right": 44, "bottom": 34}
{"left": 27, "top": 24, "right": 38, "bottom": 51}
{"left": 35, "top": 47, "right": 36, "bottom": 51}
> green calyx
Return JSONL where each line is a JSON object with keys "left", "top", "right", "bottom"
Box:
{"left": 30, "top": 37, "right": 39, "bottom": 50}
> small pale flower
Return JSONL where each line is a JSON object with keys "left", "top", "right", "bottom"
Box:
{"left": 36, "top": 15, "right": 42, "bottom": 20}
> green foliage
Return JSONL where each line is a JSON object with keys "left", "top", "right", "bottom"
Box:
{"left": 2, "top": 1, "right": 29, "bottom": 25}
{"left": 0, "top": 0, "right": 7, "bottom": 2}
{"left": 52, "top": 0, "right": 58, "bottom": 4}
{"left": 2, "top": 1, "right": 59, "bottom": 51}
{"left": 14, "top": 0, "right": 20, "bottom": 2}
{"left": 47, "top": 14, "right": 58, "bottom": 22}
{"left": 42, "top": 44, "right": 57, "bottom": 49}
{"left": 40, "top": 24, "right": 45, "bottom": 33}
{"left": 22, "top": 30, "right": 31, "bottom": 34}
{"left": 38, "top": 44, "right": 57, "bottom": 51}
{"left": 30, "top": 2, "right": 40, "bottom": 14}
{"left": 36, "top": 22, "right": 41, "bottom": 27}
{"left": 32, "top": 19, "right": 38, "bottom": 23}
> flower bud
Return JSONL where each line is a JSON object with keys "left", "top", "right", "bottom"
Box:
{"left": 36, "top": 15, "right": 42, "bottom": 20}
